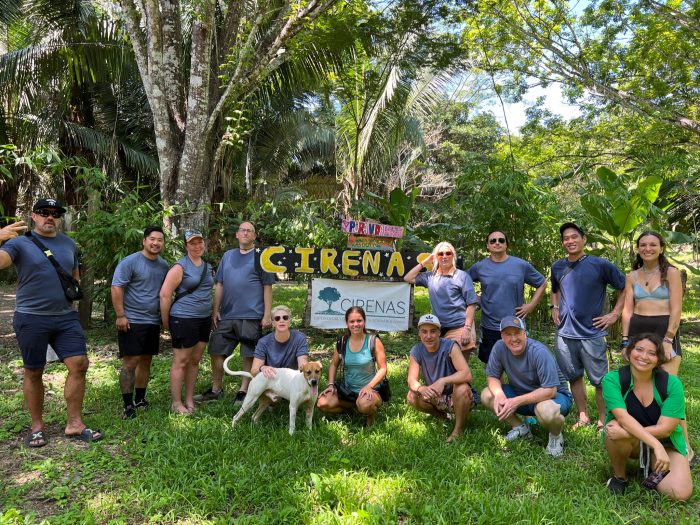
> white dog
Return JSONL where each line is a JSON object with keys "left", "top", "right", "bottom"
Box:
{"left": 223, "top": 355, "right": 323, "bottom": 435}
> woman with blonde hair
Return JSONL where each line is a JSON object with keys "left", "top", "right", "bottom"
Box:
{"left": 404, "top": 241, "right": 478, "bottom": 357}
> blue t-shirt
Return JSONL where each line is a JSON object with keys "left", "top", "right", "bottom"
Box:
{"left": 415, "top": 269, "right": 478, "bottom": 328}
{"left": 343, "top": 334, "right": 376, "bottom": 393}
{"left": 112, "top": 252, "right": 169, "bottom": 324}
{"left": 468, "top": 256, "right": 545, "bottom": 330}
{"left": 170, "top": 256, "right": 214, "bottom": 318}
{"left": 487, "top": 338, "right": 571, "bottom": 397}
{"left": 253, "top": 330, "right": 308, "bottom": 369}
{"left": 550, "top": 255, "right": 625, "bottom": 339}
{"left": 409, "top": 338, "right": 459, "bottom": 386}
{"left": 1, "top": 232, "right": 78, "bottom": 315}
{"left": 216, "top": 249, "right": 275, "bottom": 320}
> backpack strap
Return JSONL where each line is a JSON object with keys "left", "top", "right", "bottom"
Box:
{"left": 618, "top": 365, "right": 632, "bottom": 396}
{"left": 654, "top": 370, "right": 669, "bottom": 402}
{"left": 619, "top": 364, "right": 669, "bottom": 402}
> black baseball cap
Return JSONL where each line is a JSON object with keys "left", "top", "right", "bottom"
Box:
{"left": 559, "top": 222, "right": 585, "bottom": 238}
{"left": 33, "top": 198, "right": 66, "bottom": 214}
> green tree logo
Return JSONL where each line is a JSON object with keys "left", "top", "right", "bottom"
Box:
{"left": 317, "top": 287, "right": 342, "bottom": 314}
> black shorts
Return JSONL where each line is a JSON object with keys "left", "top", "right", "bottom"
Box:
{"left": 629, "top": 314, "right": 682, "bottom": 357}
{"left": 478, "top": 327, "right": 502, "bottom": 364}
{"left": 337, "top": 380, "right": 391, "bottom": 403}
{"left": 170, "top": 316, "right": 211, "bottom": 349}
{"left": 118, "top": 323, "right": 161, "bottom": 357}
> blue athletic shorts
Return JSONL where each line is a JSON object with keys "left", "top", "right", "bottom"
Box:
{"left": 501, "top": 383, "right": 573, "bottom": 417}
{"left": 13, "top": 311, "right": 86, "bottom": 369}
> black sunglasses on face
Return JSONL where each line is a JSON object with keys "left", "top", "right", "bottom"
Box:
{"left": 437, "top": 251, "right": 453, "bottom": 257}
{"left": 35, "top": 210, "right": 63, "bottom": 219}
{"left": 489, "top": 238, "right": 506, "bottom": 244}
{"left": 273, "top": 315, "right": 290, "bottom": 321}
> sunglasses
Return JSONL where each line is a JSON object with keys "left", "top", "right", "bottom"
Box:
{"left": 437, "top": 251, "right": 453, "bottom": 257}
{"left": 489, "top": 237, "right": 506, "bottom": 244}
{"left": 35, "top": 210, "right": 63, "bottom": 219}
{"left": 273, "top": 315, "right": 290, "bottom": 321}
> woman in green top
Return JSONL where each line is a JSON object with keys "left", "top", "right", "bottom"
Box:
{"left": 601, "top": 333, "right": 692, "bottom": 500}
{"left": 317, "top": 306, "right": 388, "bottom": 426}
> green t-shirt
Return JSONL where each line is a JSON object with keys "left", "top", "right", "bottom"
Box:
{"left": 601, "top": 369, "right": 686, "bottom": 456}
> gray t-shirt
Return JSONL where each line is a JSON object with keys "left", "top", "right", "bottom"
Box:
{"left": 112, "top": 252, "right": 169, "bottom": 324}
{"left": 1, "top": 232, "right": 78, "bottom": 315}
{"left": 170, "top": 255, "right": 214, "bottom": 318}
{"left": 253, "top": 330, "right": 308, "bottom": 369}
{"left": 216, "top": 249, "right": 275, "bottom": 320}
{"left": 414, "top": 269, "right": 478, "bottom": 328}
{"left": 486, "top": 337, "right": 570, "bottom": 396}
{"left": 409, "top": 338, "right": 459, "bottom": 386}
{"left": 468, "top": 256, "right": 545, "bottom": 330}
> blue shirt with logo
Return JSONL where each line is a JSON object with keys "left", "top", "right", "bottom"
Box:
{"left": 216, "top": 249, "right": 275, "bottom": 320}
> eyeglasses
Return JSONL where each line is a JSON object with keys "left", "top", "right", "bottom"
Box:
{"left": 35, "top": 210, "right": 63, "bottom": 219}
{"left": 489, "top": 237, "right": 506, "bottom": 244}
{"left": 437, "top": 251, "right": 453, "bottom": 257}
{"left": 238, "top": 228, "right": 254, "bottom": 233}
{"left": 273, "top": 315, "right": 290, "bottom": 321}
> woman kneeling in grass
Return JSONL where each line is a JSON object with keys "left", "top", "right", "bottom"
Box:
{"left": 602, "top": 333, "right": 692, "bottom": 500}
{"left": 317, "top": 306, "right": 388, "bottom": 427}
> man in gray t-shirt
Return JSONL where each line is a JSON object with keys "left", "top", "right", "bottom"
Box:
{"left": 482, "top": 316, "right": 573, "bottom": 457}
{"left": 111, "top": 226, "right": 169, "bottom": 418}
{"left": 0, "top": 199, "right": 103, "bottom": 446}
{"left": 195, "top": 221, "right": 274, "bottom": 405}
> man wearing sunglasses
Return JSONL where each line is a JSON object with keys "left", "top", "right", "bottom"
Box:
{"left": 251, "top": 305, "right": 308, "bottom": 379}
{"left": 0, "top": 198, "right": 103, "bottom": 447}
{"left": 196, "top": 221, "right": 275, "bottom": 405}
{"left": 468, "top": 230, "right": 547, "bottom": 364}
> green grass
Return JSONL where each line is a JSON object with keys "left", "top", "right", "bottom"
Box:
{"left": 1, "top": 283, "right": 698, "bottom": 524}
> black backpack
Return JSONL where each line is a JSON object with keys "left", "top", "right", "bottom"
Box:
{"left": 618, "top": 365, "right": 669, "bottom": 401}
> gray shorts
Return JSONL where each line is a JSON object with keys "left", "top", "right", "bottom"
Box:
{"left": 555, "top": 335, "right": 608, "bottom": 388}
{"left": 208, "top": 319, "right": 262, "bottom": 358}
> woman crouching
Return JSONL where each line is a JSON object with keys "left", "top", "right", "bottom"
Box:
{"left": 602, "top": 333, "right": 692, "bottom": 500}
{"left": 317, "top": 306, "right": 389, "bottom": 426}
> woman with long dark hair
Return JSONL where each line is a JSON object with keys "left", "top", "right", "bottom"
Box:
{"left": 317, "top": 306, "right": 388, "bottom": 426}
{"left": 602, "top": 333, "right": 692, "bottom": 500}
{"left": 620, "top": 231, "right": 692, "bottom": 460}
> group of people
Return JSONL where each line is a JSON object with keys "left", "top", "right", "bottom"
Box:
{"left": 0, "top": 199, "right": 693, "bottom": 501}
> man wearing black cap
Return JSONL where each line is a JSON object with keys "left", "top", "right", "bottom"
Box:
{"left": 0, "top": 199, "right": 103, "bottom": 447}
{"left": 551, "top": 222, "right": 626, "bottom": 431}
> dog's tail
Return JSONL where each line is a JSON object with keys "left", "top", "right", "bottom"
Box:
{"left": 223, "top": 354, "right": 253, "bottom": 379}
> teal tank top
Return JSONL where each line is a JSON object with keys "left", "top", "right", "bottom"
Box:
{"left": 344, "top": 335, "right": 376, "bottom": 393}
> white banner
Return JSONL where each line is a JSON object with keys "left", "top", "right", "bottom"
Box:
{"left": 310, "top": 278, "right": 410, "bottom": 331}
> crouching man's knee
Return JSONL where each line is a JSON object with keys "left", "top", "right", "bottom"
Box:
{"left": 534, "top": 399, "right": 564, "bottom": 429}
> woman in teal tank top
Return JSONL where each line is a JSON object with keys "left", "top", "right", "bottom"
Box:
{"left": 317, "top": 307, "right": 388, "bottom": 426}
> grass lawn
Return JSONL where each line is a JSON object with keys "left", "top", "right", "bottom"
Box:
{"left": 1, "top": 281, "right": 699, "bottom": 524}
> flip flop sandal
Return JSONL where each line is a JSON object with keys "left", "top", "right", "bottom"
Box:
{"left": 66, "top": 428, "right": 103, "bottom": 443}
{"left": 25, "top": 430, "right": 47, "bottom": 448}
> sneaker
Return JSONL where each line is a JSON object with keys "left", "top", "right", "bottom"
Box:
{"left": 123, "top": 404, "right": 137, "bottom": 419}
{"left": 546, "top": 433, "right": 564, "bottom": 457}
{"left": 193, "top": 387, "right": 223, "bottom": 403}
{"left": 504, "top": 423, "right": 532, "bottom": 442}
{"left": 233, "top": 390, "right": 247, "bottom": 407}
{"left": 133, "top": 399, "right": 150, "bottom": 411}
{"left": 606, "top": 476, "right": 629, "bottom": 495}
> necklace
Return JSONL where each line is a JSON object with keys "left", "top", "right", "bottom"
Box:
{"left": 640, "top": 265, "right": 659, "bottom": 286}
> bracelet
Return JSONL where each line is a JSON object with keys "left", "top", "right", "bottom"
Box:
{"left": 550, "top": 305, "right": 559, "bottom": 310}
{"left": 621, "top": 335, "right": 629, "bottom": 339}
{"left": 417, "top": 262, "right": 423, "bottom": 268}
{"left": 663, "top": 337, "right": 674, "bottom": 344}
{"left": 326, "top": 383, "right": 335, "bottom": 388}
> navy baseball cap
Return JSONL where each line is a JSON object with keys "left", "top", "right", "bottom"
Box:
{"left": 559, "top": 222, "right": 585, "bottom": 238}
